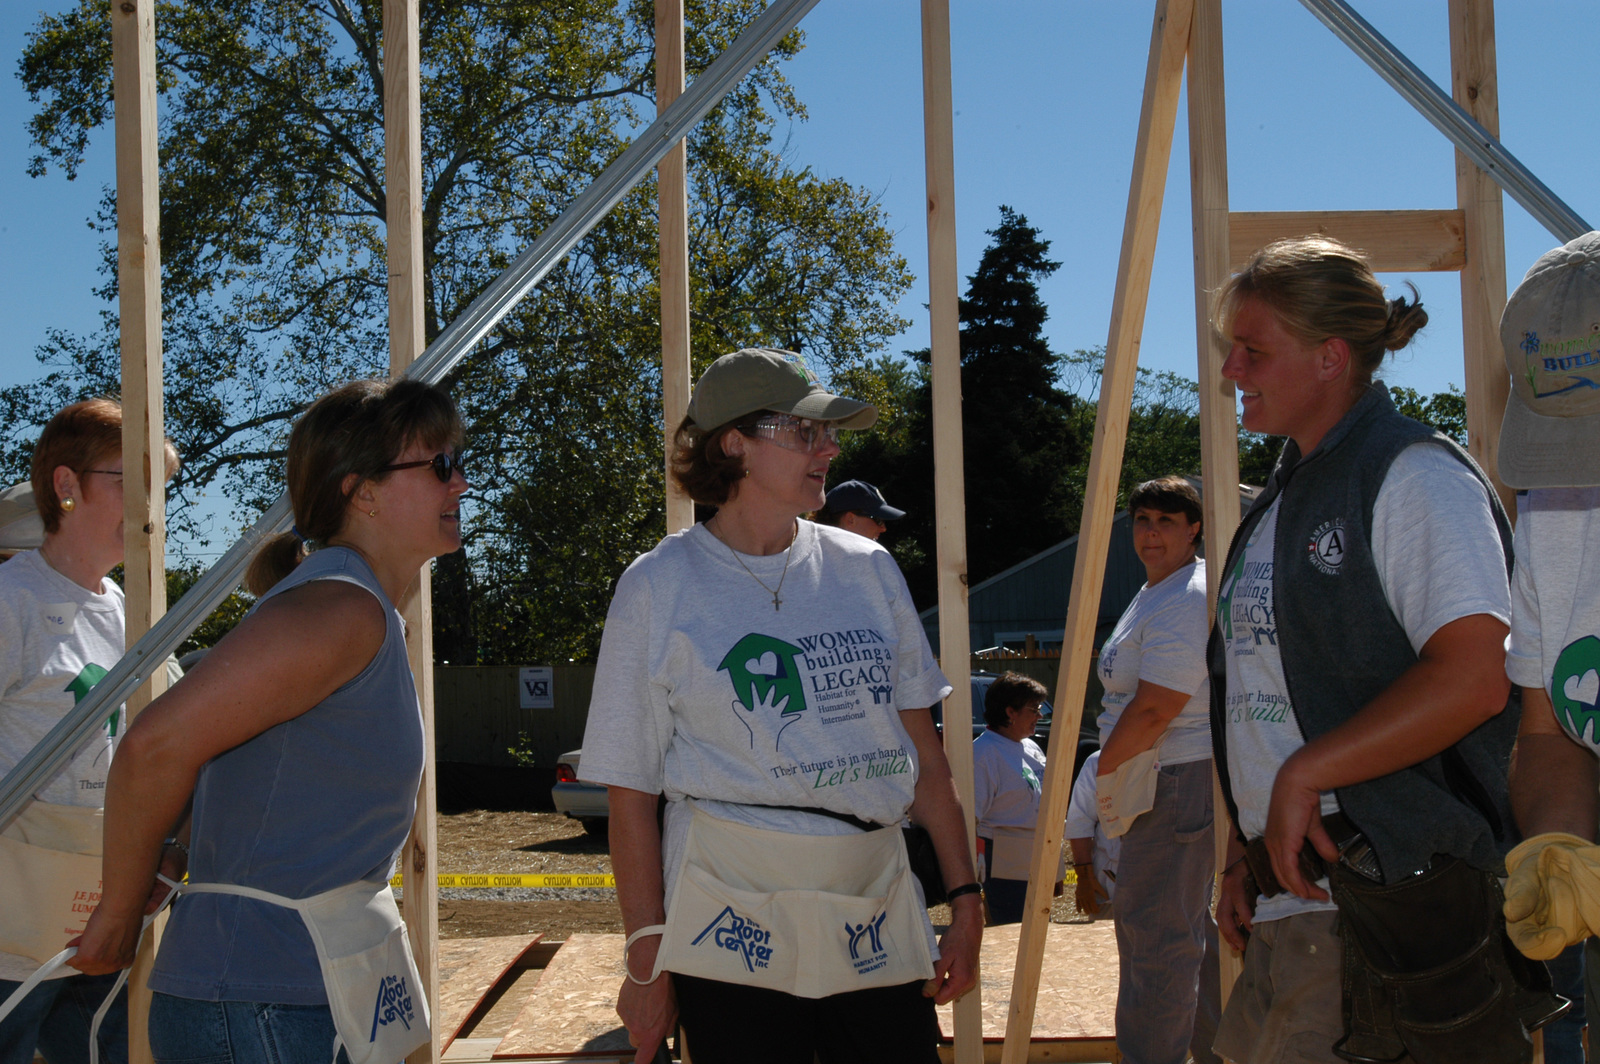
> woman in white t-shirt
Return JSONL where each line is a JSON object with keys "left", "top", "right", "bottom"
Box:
{"left": 580, "top": 348, "right": 980, "bottom": 1064}
{"left": 1093, "top": 475, "right": 1219, "bottom": 1064}
{"left": 1209, "top": 237, "right": 1528, "bottom": 1063}
{"left": 971, "top": 671, "right": 1050, "bottom": 925}
{"left": 0, "top": 400, "right": 179, "bottom": 1064}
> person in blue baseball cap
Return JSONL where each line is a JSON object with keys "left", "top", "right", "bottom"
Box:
{"left": 816, "top": 479, "right": 904, "bottom": 543}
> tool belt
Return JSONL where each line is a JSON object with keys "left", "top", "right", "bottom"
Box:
{"left": 1243, "top": 815, "right": 1568, "bottom": 1064}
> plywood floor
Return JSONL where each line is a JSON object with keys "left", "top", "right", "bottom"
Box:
{"left": 935, "top": 921, "right": 1118, "bottom": 1041}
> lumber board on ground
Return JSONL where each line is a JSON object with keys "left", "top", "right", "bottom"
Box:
{"left": 437, "top": 934, "right": 544, "bottom": 1052}
{"left": 1228, "top": 209, "right": 1466, "bottom": 273}
{"left": 938, "top": 922, "right": 1117, "bottom": 1043}
{"left": 494, "top": 934, "right": 633, "bottom": 1058}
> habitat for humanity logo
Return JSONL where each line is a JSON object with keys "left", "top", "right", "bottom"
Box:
{"left": 719, "top": 633, "right": 809, "bottom": 748}
{"left": 1552, "top": 635, "right": 1600, "bottom": 745}
{"left": 845, "top": 911, "right": 890, "bottom": 975}
{"left": 369, "top": 973, "right": 416, "bottom": 1042}
{"left": 692, "top": 906, "right": 774, "bottom": 972}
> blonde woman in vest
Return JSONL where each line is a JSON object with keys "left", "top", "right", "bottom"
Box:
{"left": 1209, "top": 237, "right": 1556, "bottom": 1063}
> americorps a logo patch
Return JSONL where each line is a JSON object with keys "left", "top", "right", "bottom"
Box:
{"left": 1307, "top": 519, "right": 1346, "bottom": 575}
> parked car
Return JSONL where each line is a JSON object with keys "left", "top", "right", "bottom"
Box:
{"left": 551, "top": 749, "right": 610, "bottom": 834}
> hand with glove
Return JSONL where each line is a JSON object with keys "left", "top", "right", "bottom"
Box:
{"left": 1503, "top": 831, "right": 1600, "bottom": 960}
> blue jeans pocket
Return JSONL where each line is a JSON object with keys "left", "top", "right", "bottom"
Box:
{"left": 148, "top": 995, "right": 233, "bottom": 1064}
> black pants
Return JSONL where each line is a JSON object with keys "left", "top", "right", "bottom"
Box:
{"left": 672, "top": 973, "right": 940, "bottom": 1064}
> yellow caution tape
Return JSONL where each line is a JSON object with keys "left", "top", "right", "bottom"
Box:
{"left": 389, "top": 872, "right": 616, "bottom": 889}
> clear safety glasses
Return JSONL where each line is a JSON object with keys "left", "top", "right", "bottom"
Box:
{"left": 740, "top": 415, "right": 842, "bottom": 455}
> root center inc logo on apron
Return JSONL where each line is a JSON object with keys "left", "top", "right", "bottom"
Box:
{"left": 369, "top": 972, "right": 417, "bottom": 1042}
{"left": 845, "top": 911, "right": 890, "bottom": 975}
{"left": 691, "top": 905, "right": 775, "bottom": 972}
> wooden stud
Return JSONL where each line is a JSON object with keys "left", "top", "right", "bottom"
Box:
{"left": 112, "top": 0, "right": 167, "bottom": 1059}
{"left": 658, "top": 0, "right": 694, "bottom": 535}
{"left": 1000, "top": 1, "right": 1195, "bottom": 1058}
{"left": 1449, "top": 0, "right": 1513, "bottom": 514}
{"left": 1228, "top": 209, "right": 1467, "bottom": 273}
{"left": 1185, "top": 0, "right": 1244, "bottom": 1006}
{"left": 919, "top": 1, "right": 982, "bottom": 1059}
{"left": 382, "top": 2, "right": 440, "bottom": 1061}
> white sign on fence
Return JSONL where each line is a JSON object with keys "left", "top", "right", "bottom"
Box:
{"left": 519, "top": 666, "right": 555, "bottom": 709}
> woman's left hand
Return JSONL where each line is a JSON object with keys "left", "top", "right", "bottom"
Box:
{"left": 1264, "top": 751, "right": 1338, "bottom": 901}
{"left": 925, "top": 894, "right": 982, "bottom": 1004}
{"left": 66, "top": 905, "right": 142, "bottom": 976}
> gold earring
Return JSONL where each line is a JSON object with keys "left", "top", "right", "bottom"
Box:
{"left": 368, "top": 508, "right": 378, "bottom": 518}
{"left": 60, "top": 498, "right": 75, "bottom": 513}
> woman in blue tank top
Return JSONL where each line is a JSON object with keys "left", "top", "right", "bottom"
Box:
{"left": 69, "top": 379, "right": 466, "bottom": 1064}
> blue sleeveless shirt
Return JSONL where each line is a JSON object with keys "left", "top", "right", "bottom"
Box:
{"left": 148, "top": 547, "right": 424, "bottom": 1005}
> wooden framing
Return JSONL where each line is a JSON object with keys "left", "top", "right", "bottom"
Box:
{"left": 1001, "top": 2, "right": 1196, "bottom": 1057}
{"left": 93, "top": 1, "right": 1541, "bottom": 1060}
{"left": 382, "top": 2, "right": 441, "bottom": 1061}
{"left": 920, "top": 2, "right": 982, "bottom": 1059}
{"left": 658, "top": 0, "right": 694, "bottom": 535}
{"left": 111, "top": 2, "right": 166, "bottom": 1061}
{"left": 1228, "top": 209, "right": 1467, "bottom": 272}
{"left": 999, "top": 0, "right": 1517, "bottom": 1052}
{"left": 1450, "top": 0, "right": 1513, "bottom": 513}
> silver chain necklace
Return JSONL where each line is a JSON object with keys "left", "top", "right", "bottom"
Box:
{"left": 710, "top": 518, "right": 798, "bottom": 611}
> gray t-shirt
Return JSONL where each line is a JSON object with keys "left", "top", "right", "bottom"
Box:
{"left": 971, "top": 728, "right": 1045, "bottom": 839}
{"left": 1217, "top": 443, "right": 1510, "bottom": 923}
{"left": 1508, "top": 486, "right": 1600, "bottom": 752}
{"left": 0, "top": 550, "right": 125, "bottom": 981}
{"left": 580, "top": 520, "right": 951, "bottom": 912}
{"left": 1096, "top": 558, "right": 1211, "bottom": 766}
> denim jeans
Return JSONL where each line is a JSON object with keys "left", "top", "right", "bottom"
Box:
{"left": 1111, "top": 758, "right": 1220, "bottom": 1064}
{"left": 0, "top": 973, "right": 127, "bottom": 1064}
{"left": 147, "top": 994, "right": 349, "bottom": 1064}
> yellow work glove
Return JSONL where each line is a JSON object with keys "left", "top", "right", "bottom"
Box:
{"left": 1503, "top": 831, "right": 1600, "bottom": 960}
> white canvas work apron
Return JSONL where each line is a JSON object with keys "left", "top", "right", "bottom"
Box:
{"left": 1096, "top": 748, "right": 1160, "bottom": 839}
{"left": 633, "top": 805, "right": 934, "bottom": 999}
{"left": 182, "top": 879, "right": 430, "bottom": 1064}
{"left": 0, "top": 801, "right": 105, "bottom": 963}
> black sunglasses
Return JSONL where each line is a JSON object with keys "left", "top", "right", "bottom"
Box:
{"left": 380, "top": 452, "right": 466, "bottom": 483}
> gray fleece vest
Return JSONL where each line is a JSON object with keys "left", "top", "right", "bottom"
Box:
{"left": 1207, "top": 384, "right": 1518, "bottom": 882}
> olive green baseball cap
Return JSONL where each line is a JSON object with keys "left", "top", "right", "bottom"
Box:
{"left": 686, "top": 348, "right": 877, "bottom": 432}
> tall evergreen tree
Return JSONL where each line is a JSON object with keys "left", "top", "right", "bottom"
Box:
{"left": 834, "top": 206, "right": 1084, "bottom": 607}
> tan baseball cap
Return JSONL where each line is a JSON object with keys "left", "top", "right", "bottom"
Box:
{"left": 686, "top": 348, "right": 877, "bottom": 432}
{"left": 1499, "top": 231, "right": 1600, "bottom": 488}
{"left": 0, "top": 481, "right": 44, "bottom": 552}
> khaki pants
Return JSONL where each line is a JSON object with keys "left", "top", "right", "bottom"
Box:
{"left": 1214, "top": 909, "right": 1355, "bottom": 1064}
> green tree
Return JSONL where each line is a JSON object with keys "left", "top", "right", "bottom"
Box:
{"left": 833, "top": 207, "right": 1084, "bottom": 606}
{"left": 8, "top": 0, "right": 912, "bottom": 664}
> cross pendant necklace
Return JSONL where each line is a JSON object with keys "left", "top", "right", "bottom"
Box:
{"left": 711, "top": 518, "right": 798, "bottom": 612}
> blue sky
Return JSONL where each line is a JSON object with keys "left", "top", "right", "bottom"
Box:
{"left": 1, "top": 1, "right": 1595, "bottom": 552}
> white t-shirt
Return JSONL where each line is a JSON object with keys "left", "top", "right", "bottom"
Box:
{"left": 1216, "top": 443, "right": 1510, "bottom": 923}
{"left": 0, "top": 549, "right": 126, "bottom": 980}
{"left": 972, "top": 728, "right": 1045, "bottom": 840}
{"left": 1096, "top": 558, "right": 1212, "bottom": 766}
{"left": 580, "top": 520, "right": 952, "bottom": 920}
{"left": 1508, "top": 487, "right": 1600, "bottom": 753}
{"left": 1064, "top": 750, "right": 1120, "bottom": 899}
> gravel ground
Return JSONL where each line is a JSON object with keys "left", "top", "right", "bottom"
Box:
{"left": 427, "top": 810, "right": 1092, "bottom": 938}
